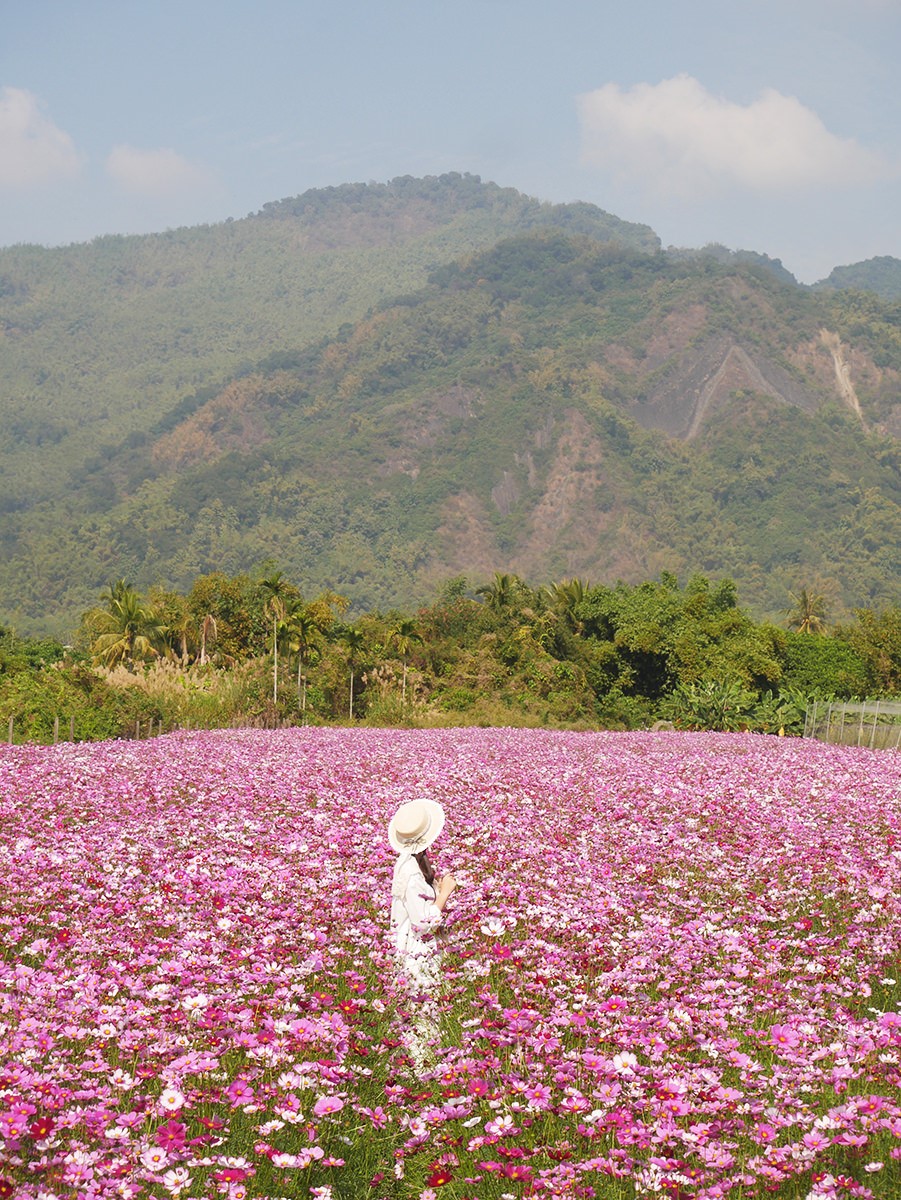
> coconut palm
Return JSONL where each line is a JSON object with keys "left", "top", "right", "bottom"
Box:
{"left": 339, "top": 625, "right": 366, "bottom": 720}
{"left": 545, "top": 577, "right": 589, "bottom": 634}
{"left": 475, "top": 572, "right": 521, "bottom": 613}
{"left": 282, "top": 600, "right": 323, "bottom": 711}
{"left": 160, "top": 595, "right": 196, "bottom": 663}
{"left": 260, "top": 571, "right": 289, "bottom": 703}
{"left": 90, "top": 581, "right": 167, "bottom": 669}
{"left": 386, "top": 617, "right": 424, "bottom": 706}
{"left": 785, "top": 589, "right": 828, "bottom": 635}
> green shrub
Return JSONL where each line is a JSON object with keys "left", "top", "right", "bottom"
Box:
{"left": 438, "top": 686, "right": 478, "bottom": 712}
{"left": 0, "top": 665, "right": 161, "bottom": 743}
{"left": 780, "top": 632, "right": 868, "bottom": 697}
{"left": 662, "top": 678, "right": 758, "bottom": 731}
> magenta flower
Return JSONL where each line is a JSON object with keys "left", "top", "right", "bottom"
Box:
{"left": 224, "top": 1079, "right": 255, "bottom": 1107}
{"left": 155, "top": 1118, "right": 187, "bottom": 1150}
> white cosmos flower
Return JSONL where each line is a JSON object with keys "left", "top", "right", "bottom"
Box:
{"left": 162, "top": 1166, "right": 190, "bottom": 1192}
{"left": 480, "top": 917, "right": 506, "bottom": 936}
{"left": 159, "top": 1087, "right": 185, "bottom": 1111}
{"left": 612, "top": 1051, "right": 638, "bottom": 1074}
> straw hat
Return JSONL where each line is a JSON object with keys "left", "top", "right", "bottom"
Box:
{"left": 388, "top": 798, "right": 446, "bottom": 853}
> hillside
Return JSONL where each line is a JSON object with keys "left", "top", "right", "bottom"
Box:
{"left": 815, "top": 255, "right": 901, "bottom": 300}
{"left": 3, "top": 226, "right": 900, "bottom": 638}
{"left": 0, "top": 173, "right": 656, "bottom": 516}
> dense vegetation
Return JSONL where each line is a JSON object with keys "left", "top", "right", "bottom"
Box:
{"left": 2, "top": 176, "right": 900, "bottom": 638}
{"left": 815, "top": 254, "right": 901, "bottom": 299}
{"left": 3, "top": 569, "right": 899, "bottom": 743}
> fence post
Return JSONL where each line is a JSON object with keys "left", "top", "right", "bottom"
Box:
{"left": 53, "top": 715, "right": 59, "bottom": 744}
{"left": 7, "top": 715, "right": 12, "bottom": 745}
{"left": 135, "top": 720, "right": 140, "bottom": 740}
{"left": 70, "top": 715, "right": 75, "bottom": 741}
{"left": 870, "top": 702, "right": 880, "bottom": 749}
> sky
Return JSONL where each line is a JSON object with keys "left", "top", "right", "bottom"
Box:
{"left": 1, "top": 0, "right": 899, "bottom": 283}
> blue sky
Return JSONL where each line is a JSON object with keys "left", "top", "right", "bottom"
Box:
{"left": 1, "top": 0, "right": 898, "bottom": 282}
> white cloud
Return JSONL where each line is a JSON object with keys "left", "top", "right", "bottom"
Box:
{"left": 578, "top": 75, "right": 888, "bottom": 198}
{"left": 106, "top": 144, "right": 214, "bottom": 197}
{"left": 0, "top": 86, "right": 81, "bottom": 188}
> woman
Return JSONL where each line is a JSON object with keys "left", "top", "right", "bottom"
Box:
{"left": 388, "top": 798, "right": 457, "bottom": 995}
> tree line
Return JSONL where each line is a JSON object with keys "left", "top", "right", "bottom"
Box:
{"left": 2, "top": 568, "right": 901, "bottom": 744}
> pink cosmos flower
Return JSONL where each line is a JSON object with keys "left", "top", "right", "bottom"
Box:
{"left": 524, "top": 1084, "right": 552, "bottom": 1110}
{"left": 803, "top": 1130, "right": 832, "bottom": 1151}
{"left": 0, "top": 1112, "right": 27, "bottom": 1139}
{"left": 769, "top": 1024, "right": 800, "bottom": 1050}
{"left": 224, "top": 1079, "right": 254, "bottom": 1107}
{"left": 140, "top": 1145, "right": 170, "bottom": 1170}
{"left": 358, "top": 1105, "right": 388, "bottom": 1128}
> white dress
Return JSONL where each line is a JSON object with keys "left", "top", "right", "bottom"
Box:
{"left": 390, "top": 852, "right": 443, "bottom": 991}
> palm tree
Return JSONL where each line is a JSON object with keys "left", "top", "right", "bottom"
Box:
{"left": 387, "top": 617, "right": 424, "bottom": 707}
{"left": 339, "top": 626, "right": 366, "bottom": 720}
{"left": 785, "top": 589, "right": 828, "bottom": 635}
{"left": 162, "top": 597, "right": 196, "bottom": 664}
{"left": 545, "top": 577, "right": 589, "bottom": 634}
{"left": 91, "top": 581, "right": 167, "bottom": 669}
{"left": 282, "top": 600, "right": 322, "bottom": 712}
{"left": 475, "top": 572, "right": 521, "bottom": 613}
{"left": 260, "top": 572, "right": 289, "bottom": 703}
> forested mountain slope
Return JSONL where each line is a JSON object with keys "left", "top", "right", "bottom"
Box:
{"left": 0, "top": 174, "right": 655, "bottom": 514}
{"left": 815, "top": 256, "right": 901, "bottom": 300}
{"left": 3, "top": 228, "right": 900, "bottom": 637}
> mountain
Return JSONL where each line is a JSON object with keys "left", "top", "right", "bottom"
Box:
{"left": 814, "top": 256, "right": 901, "bottom": 300}
{"left": 0, "top": 173, "right": 655, "bottom": 516}
{"left": 665, "top": 243, "right": 799, "bottom": 287}
{"left": 1, "top": 178, "right": 900, "bottom": 637}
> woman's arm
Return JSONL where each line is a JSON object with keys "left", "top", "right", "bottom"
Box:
{"left": 433, "top": 873, "right": 457, "bottom": 912}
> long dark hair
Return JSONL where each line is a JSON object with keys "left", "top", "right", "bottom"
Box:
{"left": 415, "top": 849, "right": 436, "bottom": 888}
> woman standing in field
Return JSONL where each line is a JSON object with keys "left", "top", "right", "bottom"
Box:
{"left": 388, "top": 798, "right": 457, "bottom": 1065}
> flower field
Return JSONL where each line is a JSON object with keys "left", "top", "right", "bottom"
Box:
{"left": 1, "top": 727, "right": 900, "bottom": 1200}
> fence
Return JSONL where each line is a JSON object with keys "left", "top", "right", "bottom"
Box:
{"left": 5, "top": 715, "right": 169, "bottom": 745}
{"left": 804, "top": 699, "right": 901, "bottom": 751}
{"left": 4, "top": 714, "right": 306, "bottom": 746}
